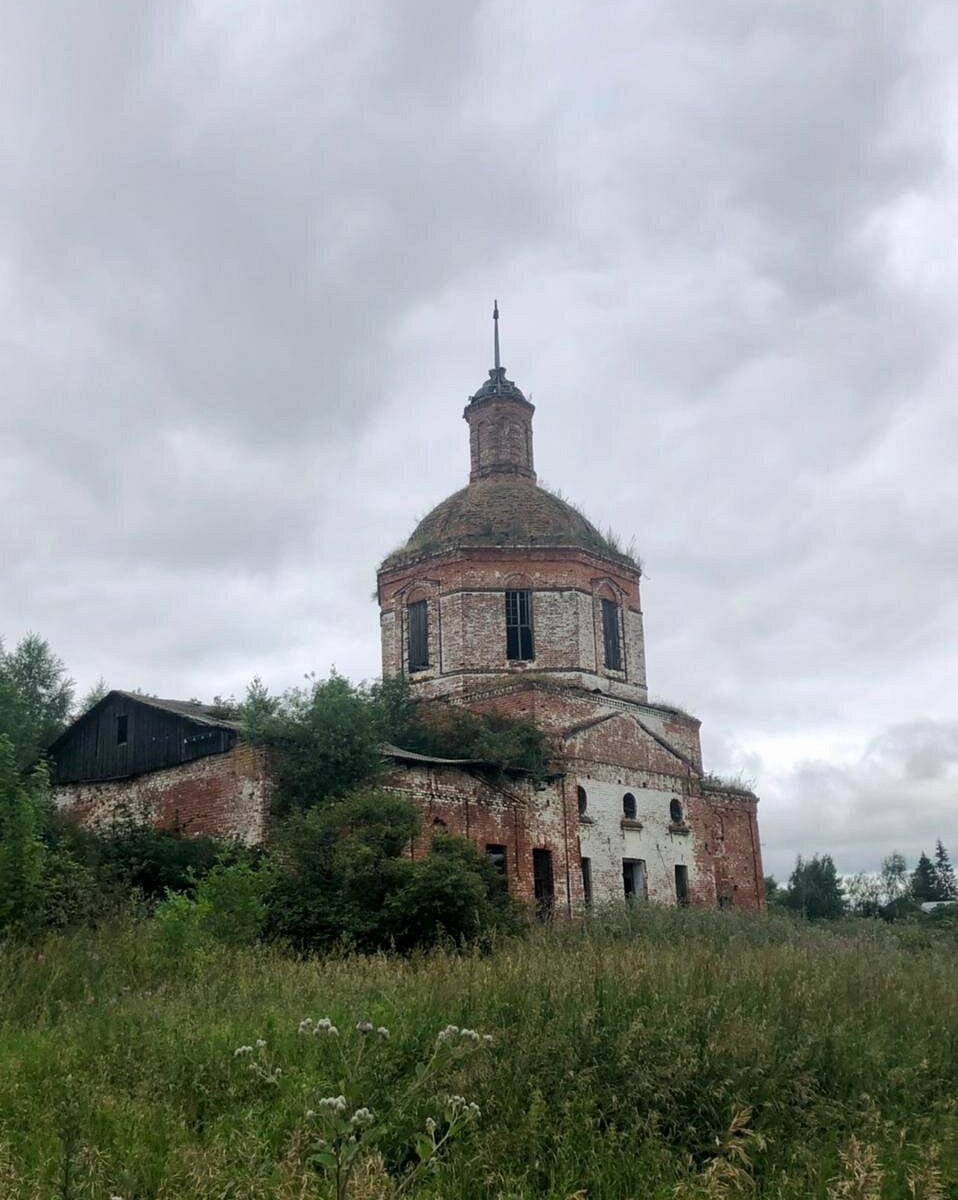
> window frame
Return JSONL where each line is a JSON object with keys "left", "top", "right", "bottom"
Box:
{"left": 505, "top": 588, "right": 535, "bottom": 661}
{"left": 601, "top": 597, "right": 623, "bottom": 671}
{"left": 407, "top": 599, "right": 429, "bottom": 673}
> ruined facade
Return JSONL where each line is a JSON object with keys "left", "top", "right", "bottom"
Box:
{"left": 50, "top": 692, "right": 271, "bottom": 845}
{"left": 51, "top": 315, "right": 764, "bottom": 914}
{"left": 377, "top": 315, "right": 764, "bottom": 912}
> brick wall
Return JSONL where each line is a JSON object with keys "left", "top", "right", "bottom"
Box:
{"left": 383, "top": 761, "right": 584, "bottom": 912}
{"left": 378, "top": 546, "right": 647, "bottom": 702}
{"left": 53, "top": 742, "right": 271, "bottom": 845}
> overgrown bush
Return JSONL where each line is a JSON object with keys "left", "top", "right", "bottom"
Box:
{"left": 266, "top": 789, "right": 520, "bottom": 952}
{"left": 196, "top": 857, "right": 270, "bottom": 945}
{"left": 245, "top": 673, "right": 389, "bottom": 813}
{"left": 395, "top": 700, "right": 552, "bottom": 784}
{"left": 244, "top": 673, "right": 554, "bottom": 810}
{"left": 0, "top": 734, "right": 48, "bottom": 936}
{"left": 88, "top": 821, "right": 225, "bottom": 900}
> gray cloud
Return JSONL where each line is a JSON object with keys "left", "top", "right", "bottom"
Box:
{"left": 3, "top": 0, "right": 957, "bottom": 876}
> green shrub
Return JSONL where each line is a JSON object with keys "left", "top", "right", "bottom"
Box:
{"left": 0, "top": 735, "right": 48, "bottom": 936}
{"left": 383, "top": 834, "right": 519, "bottom": 950}
{"left": 196, "top": 858, "right": 269, "bottom": 946}
{"left": 153, "top": 889, "right": 211, "bottom": 961}
{"left": 245, "top": 673, "right": 387, "bottom": 813}
{"left": 92, "top": 822, "right": 223, "bottom": 900}
{"left": 265, "top": 790, "right": 519, "bottom": 952}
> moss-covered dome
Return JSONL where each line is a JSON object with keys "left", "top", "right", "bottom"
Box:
{"left": 382, "top": 475, "right": 633, "bottom": 568}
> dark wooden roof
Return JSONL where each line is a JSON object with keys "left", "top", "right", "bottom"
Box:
{"left": 49, "top": 690, "right": 241, "bottom": 784}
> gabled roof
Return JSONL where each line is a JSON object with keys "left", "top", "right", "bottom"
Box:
{"left": 108, "top": 691, "right": 243, "bottom": 730}
{"left": 47, "top": 688, "right": 242, "bottom": 752}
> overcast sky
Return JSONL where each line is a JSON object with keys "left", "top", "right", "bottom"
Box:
{"left": 3, "top": 1, "right": 956, "bottom": 879}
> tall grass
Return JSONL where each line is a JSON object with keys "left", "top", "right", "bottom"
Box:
{"left": 0, "top": 907, "right": 955, "bottom": 1198}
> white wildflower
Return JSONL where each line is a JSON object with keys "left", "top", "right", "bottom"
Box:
{"left": 376, "top": 1026, "right": 390, "bottom": 1039}
{"left": 298, "top": 1018, "right": 314, "bottom": 1035}
{"left": 356, "top": 1019, "right": 374, "bottom": 1034}
{"left": 350, "top": 1107, "right": 374, "bottom": 1128}
{"left": 460, "top": 1028, "right": 480, "bottom": 1044}
{"left": 255, "top": 1038, "right": 267, "bottom": 1048}
{"left": 482, "top": 1034, "right": 493, "bottom": 1044}
{"left": 234, "top": 1045, "right": 254, "bottom": 1057}
{"left": 425, "top": 1117, "right": 437, "bottom": 1136}
{"left": 305, "top": 1109, "right": 315, "bottom": 1119}
{"left": 436, "top": 1024, "right": 460, "bottom": 1044}
{"left": 467, "top": 1102, "right": 481, "bottom": 1119}
{"left": 318, "top": 1095, "right": 348, "bottom": 1113}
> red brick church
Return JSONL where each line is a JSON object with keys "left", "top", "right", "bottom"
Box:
{"left": 52, "top": 311, "right": 765, "bottom": 913}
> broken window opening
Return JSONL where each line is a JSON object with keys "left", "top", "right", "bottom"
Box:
{"left": 577, "top": 785, "right": 588, "bottom": 817}
{"left": 407, "top": 600, "right": 429, "bottom": 672}
{"left": 116, "top": 714, "right": 128, "bottom": 746}
{"left": 670, "top": 797, "right": 684, "bottom": 823}
{"left": 431, "top": 817, "right": 447, "bottom": 830}
{"left": 581, "top": 857, "right": 593, "bottom": 907}
{"left": 485, "top": 844, "right": 507, "bottom": 876}
{"left": 675, "top": 864, "right": 689, "bottom": 906}
{"left": 532, "top": 848, "right": 554, "bottom": 918}
{"left": 601, "top": 598, "right": 622, "bottom": 671}
{"left": 505, "top": 589, "right": 535, "bottom": 661}
{"left": 623, "top": 858, "right": 647, "bottom": 902}
{"left": 623, "top": 792, "right": 637, "bottom": 820}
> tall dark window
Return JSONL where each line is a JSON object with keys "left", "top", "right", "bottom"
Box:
{"left": 505, "top": 589, "right": 534, "bottom": 660}
{"left": 532, "top": 849, "right": 554, "bottom": 917}
{"left": 674, "top": 864, "right": 689, "bottom": 906}
{"left": 486, "top": 844, "right": 507, "bottom": 876}
{"left": 407, "top": 600, "right": 429, "bottom": 672}
{"left": 116, "top": 714, "right": 128, "bottom": 746}
{"left": 601, "top": 598, "right": 622, "bottom": 671}
{"left": 581, "top": 857, "right": 593, "bottom": 907}
{"left": 623, "top": 858, "right": 647, "bottom": 901}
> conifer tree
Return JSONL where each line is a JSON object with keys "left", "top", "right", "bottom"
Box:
{"left": 910, "top": 851, "right": 941, "bottom": 903}
{"left": 933, "top": 840, "right": 957, "bottom": 900}
{"left": 783, "top": 853, "right": 846, "bottom": 919}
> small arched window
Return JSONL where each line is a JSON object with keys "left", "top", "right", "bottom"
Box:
{"left": 432, "top": 817, "right": 447, "bottom": 830}
{"left": 577, "top": 786, "right": 588, "bottom": 817}
{"left": 670, "top": 797, "right": 683, "bottom": 824}
{"left": 623, "top": 792, "right": 637, "bottom": 820}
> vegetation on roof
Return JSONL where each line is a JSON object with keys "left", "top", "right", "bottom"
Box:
{"left": 700, "top": 771, "right": 756, "bottom": 796}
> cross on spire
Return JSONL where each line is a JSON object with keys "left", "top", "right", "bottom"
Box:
{"left": 493, "top": 299, "right": 501, "bottom": 385}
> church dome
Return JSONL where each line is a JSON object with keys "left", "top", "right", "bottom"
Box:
{"left": 380, "top": 304, "right": 639, "bottom": 573}
{"left": 383, "top": 474, "right": 627, "bottom": 567}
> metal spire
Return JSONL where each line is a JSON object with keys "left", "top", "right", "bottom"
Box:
{"left": 493, "top": 299, "right": 501, "bottom": 389}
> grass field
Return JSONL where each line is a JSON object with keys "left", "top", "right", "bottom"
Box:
{"left": 0, "top": 907, "right": 955, "bottom": 1199}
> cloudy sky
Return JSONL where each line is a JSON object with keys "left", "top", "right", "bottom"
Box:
{"left": 3, "top": 1, "right": 956, "bottom": 878}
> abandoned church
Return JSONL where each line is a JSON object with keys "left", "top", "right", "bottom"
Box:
{"left": 51, "top": 313, "right": 765, "bottom": 913}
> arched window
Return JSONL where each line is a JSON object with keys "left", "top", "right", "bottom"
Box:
{"left": 577, "top": 786, "right": 588, "bottom": 817}
{"left": 623, "top": 792, "right": 637, "bottom": 820}
{"left": 670, "top": 797, "right": 683, "bottom": 824}
{"left": 432, "top": 817, "right": 447, "bottom": 830}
